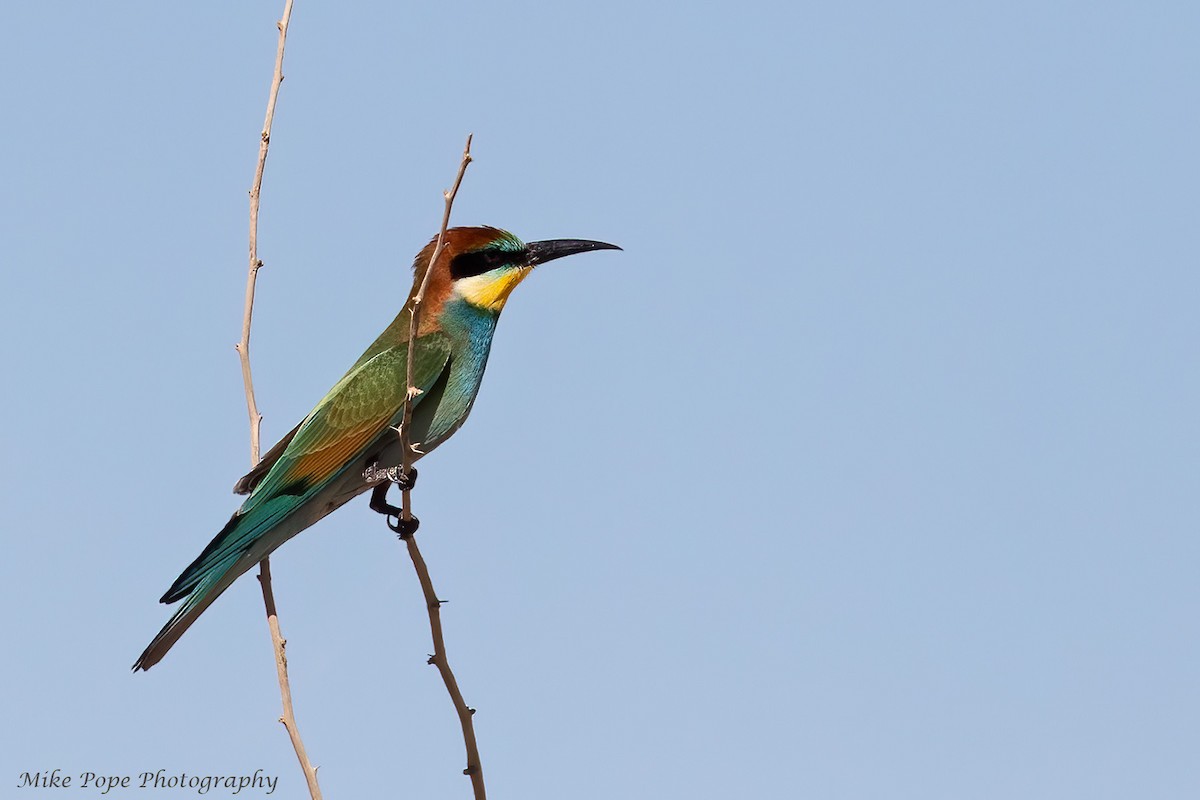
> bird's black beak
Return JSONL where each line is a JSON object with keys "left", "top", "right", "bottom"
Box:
{"left": 525, "top": 238, "right": 622, "bottom": 267}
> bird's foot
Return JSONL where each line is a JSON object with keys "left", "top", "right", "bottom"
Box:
{"left": 393, "top": 465, "right": 418, "bottom": 491}
{"left": 365, "top": 463, "right": 418, "bottom": 491}
{"left": 389, "top": 514, "right": 420, "bottom": 540}
{"left": 369, "top": 481, "right": 421, "bottom": 539}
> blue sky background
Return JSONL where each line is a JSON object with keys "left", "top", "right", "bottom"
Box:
{"left": 1, "top": 1, "right": 1197, "bottom": 797}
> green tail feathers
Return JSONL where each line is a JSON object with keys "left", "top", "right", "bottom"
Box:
{"left": 133, "top": 496, "right": 299, "bottom": 671}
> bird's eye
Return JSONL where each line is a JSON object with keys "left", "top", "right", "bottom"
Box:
{"left": 450, "top": 248, "right": 512, "bottom": 280}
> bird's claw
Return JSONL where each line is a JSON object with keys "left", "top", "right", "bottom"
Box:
{"left": 393, "top": 466, "right": 417, "bottom": 492}
{"left": 388, "top": 513, "right": 420, "bottom": 539}
{"left": 370, "top": 480, "right": 420, "bottom": 538}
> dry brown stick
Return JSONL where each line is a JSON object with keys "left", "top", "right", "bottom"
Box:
{"left": 397, "top": 135, "right": 486, "bottom": 799}
{"left": 233, "top": 2, "right": 322, "bottom": 799}
{"left": 397, "top": 133, "right": 474, "bottom": 521}
{"left": 237, "top": 0, "right": 294, "bottom": 463}
{"left": 404, "top": 532, "right": 486, "bottom": 798}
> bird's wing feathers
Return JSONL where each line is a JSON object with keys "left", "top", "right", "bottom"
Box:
{"left": 160, "top": 334, "right": 452, "bottom": 606}
{"left": 259, "top": 335, "right": 452, "bottom": 496}
{"left": 232, "top": 420, "right": 301, "bottom": 495}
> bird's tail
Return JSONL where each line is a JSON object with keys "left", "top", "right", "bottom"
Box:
{"left": 133, "top": 472, "right": 362, "bottom": 671}
{"left": 132, "top": 555, "right": 247, "bottom": 671}
{"left": 132, "top": 501, "right": 292, "bottom": 672}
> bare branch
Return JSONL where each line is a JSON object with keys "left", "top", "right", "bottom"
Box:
{"left": 397, "top": 136, "right": 487, "bottom": 799}
{"left": 256, "top": 560, "right": 322, "bottom": 800}
{"left": 238, "top": 0, "right": 296, "bottom": 463}
{"left": 235, "top": 1, "right": 323, "bottom": 798}
{"left": 398, "top": 133, "right": 474, "bottom": 520}
{"left": 404, "top": 534, "right": 487, "bottom": 798}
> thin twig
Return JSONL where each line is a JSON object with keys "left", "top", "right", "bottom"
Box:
{"left": 398, "top": 135, "right": 486, "bottom": 799}
{"left": 256, "top": 559, "right": 322, "bottom": 798}
{"left": 398, "top": 133, "right": 474, "bottom": 522}
{"left": 404, "top": 534, "right": 486, "bottom": 797}
{"left": 235, "top": 2, "right": 322, "bottom": 798}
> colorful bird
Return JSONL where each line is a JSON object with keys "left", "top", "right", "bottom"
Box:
{"left": 134, "top": 227, "right": 619, "bottom": 670}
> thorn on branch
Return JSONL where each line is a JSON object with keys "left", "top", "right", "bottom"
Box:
{"left": 396, "top": 133, "right": 483, "bottom": 797}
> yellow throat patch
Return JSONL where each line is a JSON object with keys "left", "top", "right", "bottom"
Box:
{"left": 454, "top": 267, "right": 533, "bottom": 312}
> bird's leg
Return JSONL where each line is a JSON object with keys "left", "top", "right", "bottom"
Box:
{"left": 365, "top": 463, "right": 417, "bottom": 491}
{"left": 368, "top": 471, "right": 421, "bottom": 539}
{"left": 369, "top": 482, "right": 401, "bottom": 517}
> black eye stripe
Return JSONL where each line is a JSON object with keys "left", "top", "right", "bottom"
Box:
{"left": 450, "top": 248, "right": 523, "bottom": 280}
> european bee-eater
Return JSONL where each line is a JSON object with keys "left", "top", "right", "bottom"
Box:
{"left": 134, "top": 226, "right": 619, "bottom": 670}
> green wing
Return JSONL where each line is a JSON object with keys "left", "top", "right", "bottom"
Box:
{"left": 143, "top": 329, "right": 453, "bottom": 664}
{"left": 250, "top": 332, "right": 452, "bottom": 502}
